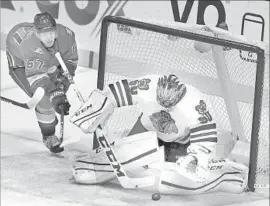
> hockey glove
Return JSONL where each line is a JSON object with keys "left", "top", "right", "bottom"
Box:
{"left": 47, "top": 65, "right": 61, "bottom": 85}
{"left": 55, "top": 74, "right": 71, "bottom": 93}
{"left": 48, "top": 65, "right": 71, "bottom": 93}
{"left": 50, "top": 89, "right": 70, "bottom": 115}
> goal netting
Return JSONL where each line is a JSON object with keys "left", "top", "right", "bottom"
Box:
{"left": 97, "top": 16, "right": 269, "bottom": 192}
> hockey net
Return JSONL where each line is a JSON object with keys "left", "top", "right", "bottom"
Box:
{"left": 97, "top": 16, "right": 269, "bottom": 192}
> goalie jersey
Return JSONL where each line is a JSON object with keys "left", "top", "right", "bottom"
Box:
{"left": 106, "top": 74, "right": 217, "bottom": 145}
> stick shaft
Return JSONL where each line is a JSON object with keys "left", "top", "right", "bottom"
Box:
{"left": 1, "top": 96, "right": 30, "bottom": 109}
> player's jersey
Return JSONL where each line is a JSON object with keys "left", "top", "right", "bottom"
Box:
{"left": 6, "top": 22, "right": 78, "bottom": 78}
{"left": 106, "top": 74, "right": 217, "bottom": 144}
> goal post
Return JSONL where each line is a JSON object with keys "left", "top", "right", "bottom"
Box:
{"left": 248, "top": 52, "right": 268, "bottom": 191}
{"left": 97, "top": 16, "right": 269, "bottom": 192}
{"left": 212, "top": 45, "right": 245, "bottom": 141}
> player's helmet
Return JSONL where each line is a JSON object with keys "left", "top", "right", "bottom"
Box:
{"left": 157, "top": 74, "right": 187, "bottom": 108}
{"left": 34, "top": 12, "right": 56, "bottom": 33}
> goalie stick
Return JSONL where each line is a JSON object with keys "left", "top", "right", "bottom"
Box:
{"left": 95, "top": 126, "right": 156, "bottom": 188}
{"left": 55, "top": 52, "right": 156, "bottom": 188}
{"left": 1, "top": 87, "right": 45, "bottom": 109}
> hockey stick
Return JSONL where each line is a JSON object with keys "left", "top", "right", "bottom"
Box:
{"left": 55, "top": 52, "right": 155, "bottom": 188}
{"left": 55, "top": 53, "right": 84, "bottom": 103}
{"left": 58, "top": 106, "right": 80, "bottom": 147}
{"left": 1, "top": 87, "right": 45, "bottom": 109}
{"left": 95, "top": 126, "right": 156, "bottom": 188}
{"left": 59, "top": 106, "right": 65, "bottom": 143}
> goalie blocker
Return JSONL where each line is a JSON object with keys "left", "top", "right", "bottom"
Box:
{"left": 70, "top": 89, "right": 114, "bottom": 133}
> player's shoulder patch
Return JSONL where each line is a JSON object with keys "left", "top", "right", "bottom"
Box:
{"left": 195, "top": 100, "right": 213, "bottom": 124}
{"left": 9, "top": 22, "right": 34, "bottom": 34}
{"left": 7, "top": 22, "right": 35, "bottom": 46}
{"left": 157, "top": 74, "right": 186, "bottom": 108}
{"left": 129, "top": 78, "right": 151, "bottom": 90}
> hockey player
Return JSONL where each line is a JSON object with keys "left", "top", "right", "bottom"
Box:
{"left": 70, "top": 74, "right": 249, "bottom": 194}
{"left": 6, "top": 12, "right": 78, "bottom": 153}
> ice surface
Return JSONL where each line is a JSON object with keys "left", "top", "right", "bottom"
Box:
{"left": 1, "top": 50, "right": 269, "bottom": 206}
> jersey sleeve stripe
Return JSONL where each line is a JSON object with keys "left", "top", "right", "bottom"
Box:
{"left": 116, "top": 81, "right": 126, "bottom": 106}
{"left": 6, "top": 51, "right": 16, "bottom": 68}
{"left": 190, "top": 123, "right": 216, "bottom": 133}
{"left": 190, "top": 131, "right": 217, "bottom": 139}
{"left": 190, "top": 137, "right": 218, "bottom": 143}
{"left": 13, "top": 32, "right": 22, "bottom": 45}
{"left": 174, "top": 134, "right": 190, "bottom": 144}
{"left": 122, "top": 79, "right": 133, "bottom": 105}
{"left": 66, "top": 59, "right": 78, "bottom": 66}
{"left": 109, "top": 84, "right": 120, "bottom": 107}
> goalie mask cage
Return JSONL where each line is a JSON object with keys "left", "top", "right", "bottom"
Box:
{"left": 97, "top": 16, "right": 269, "bottom": 192}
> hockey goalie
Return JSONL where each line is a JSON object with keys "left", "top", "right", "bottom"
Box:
{"left": 70, "top": 74, "right": 249, "bottom": 195}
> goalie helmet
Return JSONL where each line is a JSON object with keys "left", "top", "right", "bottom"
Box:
{"left": 34, "top": 12, "right": 56, "bottom": 33}
{"left": 156, "top": 74, "right": 187, "bottom": 108}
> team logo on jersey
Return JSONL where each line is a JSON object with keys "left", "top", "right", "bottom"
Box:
{"left": 32, "top": 47, "right": 44, "bottom": 55}
{"left": 157, "top": 74, "right": 186, "bottom": 108}
{"left": 149, "top": 110, "right": 178, "bottom": 134}
{"left": 195, "top": 100, "right": 213, "bottom": 124}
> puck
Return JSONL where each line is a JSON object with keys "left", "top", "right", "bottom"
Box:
{"left": 152, "top": 193, "right": 161, "bottom": 201}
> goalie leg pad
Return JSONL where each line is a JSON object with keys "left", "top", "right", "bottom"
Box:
{"left": 208, "top": 158, "right": 249, "bottom": 173}
{"left": 70, "top": 89, "right": 114, "bottom": 133}
{"left": 159, "top": 162, "right": 248, "bottom": 195}
{"left": 71, "top": 153, "right": 115, "bottom": 184}
{"left": 175, "top": 142, "right": 216, "bottom": 183}
{"left": 71, "top": 131, "right": 160, "bottom": 184}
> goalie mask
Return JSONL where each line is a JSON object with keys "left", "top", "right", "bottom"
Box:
{"left": 157, "top": 74, "right": 187, "bottom": 108}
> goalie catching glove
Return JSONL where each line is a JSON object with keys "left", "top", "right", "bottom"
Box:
{"left": 70, "top": 89, "right": 114, "bottom": 133}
